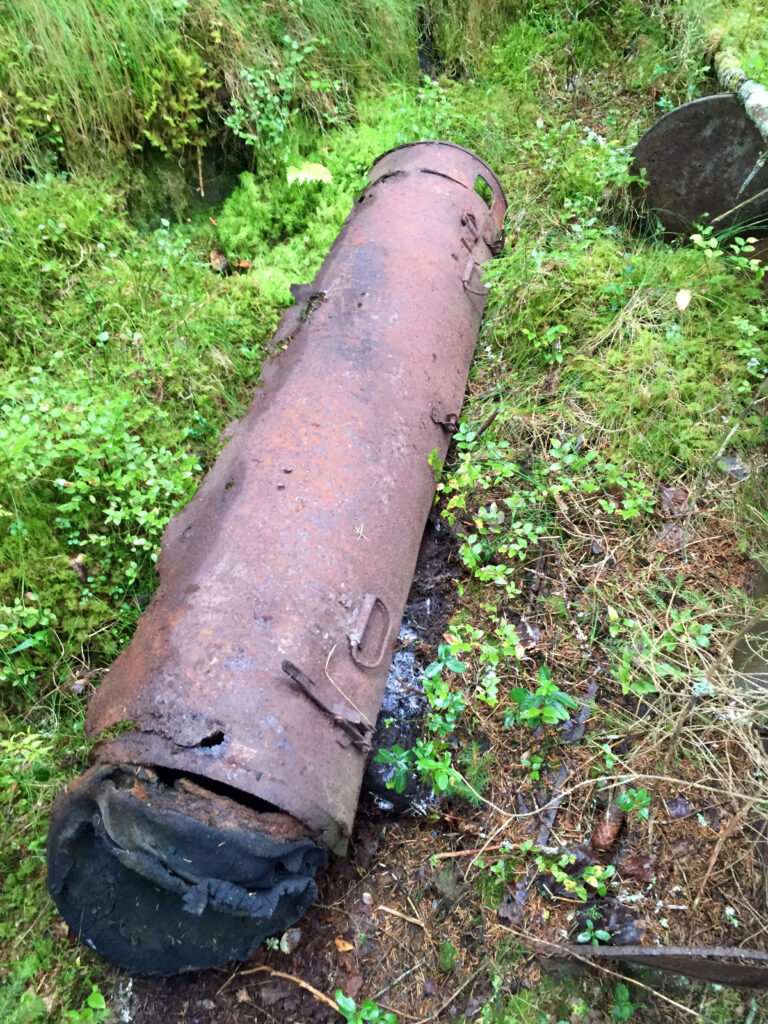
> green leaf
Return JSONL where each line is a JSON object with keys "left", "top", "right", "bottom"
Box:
{"left": 286, "top": 161, "right": 332, "bottom": 184}
{"left": 445, "top": 656, "right": 466, "bottom": 674}
{"left": 7, "top": 635, "right": 38, "bottom": 655}
{"left": 335, "top": 991, "right": 357, "bottom": 1018}
{"left": 427, "top": 447, "right": 444, "bottom": 482}
{"left": 86, "top": 988, "right": 106, "bottom": 1010}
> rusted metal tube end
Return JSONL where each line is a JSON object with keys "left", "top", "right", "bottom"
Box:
{"left": 47, "top": 764, "right": 325, "bottom": 974}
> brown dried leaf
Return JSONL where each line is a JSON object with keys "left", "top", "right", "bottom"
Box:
{"left": 342, "top": 973, "right": 364, "bottom": 999}
{"left": 619, "top": 854, "right": 656, "bottom": 883}
{"left": 651, "top": 522, "right": 693, "bottom": 554}
{"left": 334, "top": 937, "right": 355, "bottom": 953}
{"left": 662, "top": 796, "right": 695, "bottom": 820}
{"left": 669, "top": 836, "right": 697, "bottom": 857}
{"left": 659, "top": 485, "right": 689, "bottom": 516}
{"left": 210, "top": 247, "right": 228, "bottom": 273}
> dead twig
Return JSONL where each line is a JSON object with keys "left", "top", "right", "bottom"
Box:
{"left": 694, "top": 801, "right": 756, "bottom": 907}
{"left": 475, "top": 407, "right": 500, "bottom": 437}
{"left": 217, "top": 964, "right": 338, "bottom": 1011}
{"left": 375, "top": 904, "right": 425, "bottom": 929}
{"left": 411, "top": 965, "right": 485, "bottom": 1024}
{"left": 433, "top": 843, "right": 508, "bottom": 860}
{"left": 371, "top": 958, "right": 427, "bottom": 1000}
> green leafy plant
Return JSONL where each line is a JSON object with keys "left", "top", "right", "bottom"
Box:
{"left": 521, "top": 751, "right": 544, "bottom": 781}
{"left": 506, "top": 665, "right": 578, "bottom": 728}
{"left": 422, "top": 642, "right": 467, "bottom": 736}
{"left": 64, "top": 986, "right": 109, "bottom": 1023}
{"left": 615, "top": 788, "right": 651, "bottom": 824}
{"left": 581, "top": 863, "right": 615, "bottom": 897}
{"left": 611, "top": 983, "right": 639, "bottom": 1021}
{"left": 576, "top": 915, "right": 612, "bottom": 946}
{"left": 372, "top": 744, "right": 413, "bottom": 795}
{"left": 336, "top": 992, "right": 399, "bottom": 1024}
{"left": 439, "top": 941, "right": 458, "bottom": 972}
{"left": 428, "top": 447, "right": 444, "bottom": 483}
{"left": 226, "top": 36, "right": 318, "bottom": 163}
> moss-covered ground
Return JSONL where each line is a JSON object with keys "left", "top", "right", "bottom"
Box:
{"left": 2, "top": 1, "right": 768, "bottom": 1021}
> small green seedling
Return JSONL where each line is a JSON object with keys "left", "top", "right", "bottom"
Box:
{"left": 615, "top": 788, "right": 651, "bottom": 823}
{"left": 582, "top": 863, "right": 615, "bottom": 896}
{"left": 611, "top": 982, "right": 639, "bottom": 1021}
{"left": 576, "top": 916, "right": 611, "bottom": 946}
{"left": 521, "top": 750, "right": 544, "bottom": 781}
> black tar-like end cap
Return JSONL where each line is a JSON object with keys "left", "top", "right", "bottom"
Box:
{"left": 46, "top": 764, "right": 326, "bottom": 975}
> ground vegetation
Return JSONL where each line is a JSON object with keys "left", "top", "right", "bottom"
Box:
{"left": 1, "top": 1, "right": 768, "bottom": 1021}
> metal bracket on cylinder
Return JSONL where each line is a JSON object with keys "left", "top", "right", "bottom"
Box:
{"left": 431, "top": 407, "right": 459, "bottom": 434}
{"left": 281, "top": 660, "right": 372, "bottom": 754}
{"left": 348, "top": 593, "right": 391, "bottom": 670}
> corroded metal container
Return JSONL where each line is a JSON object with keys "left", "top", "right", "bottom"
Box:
{"left": 47, "top": 141, "right": 506, "bottom": 973}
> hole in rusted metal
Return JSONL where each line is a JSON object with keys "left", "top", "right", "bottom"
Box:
{"left": 197, "top": 730, "right": 225, "bottom": 748}
{"left": 152, "top": 766, "right": 279, "bottom": 814}
{"left": 474, "top": 175, "right": 493, "bottom": 208}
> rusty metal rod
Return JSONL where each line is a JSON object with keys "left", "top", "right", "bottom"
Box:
{"left": 46, "top": 141, "right": 507, "bottom": 974}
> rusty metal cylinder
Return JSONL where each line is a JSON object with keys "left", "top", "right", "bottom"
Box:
{"left": 47, "top": 141, "right": 506, "bottom": 973}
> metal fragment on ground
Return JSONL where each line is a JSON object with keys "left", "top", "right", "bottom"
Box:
{"left": 633, "top": 94, "right": 768, "bottom": 235}
{"left": 46, "top": 141, "right": 507, "bottom": 974}
{"left": 555, "top": 944, "right": 768, "bottom": 987}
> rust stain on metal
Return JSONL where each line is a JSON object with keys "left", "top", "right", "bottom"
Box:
{"left": 46, "top": 141, "right": 507, "bottom": 973}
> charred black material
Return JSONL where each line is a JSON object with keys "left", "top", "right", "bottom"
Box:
{"left": 47, "top": 766, "right": 325, "bottom": 975}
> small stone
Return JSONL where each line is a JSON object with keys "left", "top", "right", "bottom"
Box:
{"left": 662, "top": 796, "right": 695, "bottom": 820}
{"left": 279, "top": 927, "right": 302, "bottom": 954}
